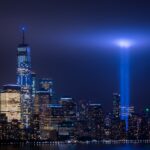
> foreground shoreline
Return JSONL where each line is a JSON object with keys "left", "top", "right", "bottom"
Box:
{"left": 0, "top": 140, "right": 150, "bottom": 145}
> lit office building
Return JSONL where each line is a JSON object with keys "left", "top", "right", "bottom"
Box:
{"left": 34, "top": 90, "right": 51, "bottom": 139}
{"left": 0, "top": 84, "right": 21, "bottom": 122}
{"left": 33, "top": 78, "right": 53, "bottom": 139}
{"left": 34, "top": 78, "right": 52, "bottom": 115}
{"left": 34, "top": 78, "right": 53, "bottom": 113}
{"left": 34, "top": 78, "right": 53, "bottom": 112}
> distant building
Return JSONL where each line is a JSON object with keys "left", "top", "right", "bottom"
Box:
{"left": 87, "top": 103, "right": 104, "bottom": 140}
{"left": 0, "top": 84, "right": 21, "bottom": 122}
{"left": 48, "top": 104, "right": 63, "bottom": 140}
{"left": 104, "top": 113, "right": 112, "bottom": 140}
{"left": 31, "top": 114, "right": 40, "bottom": 140}
{"left": 38, "top": 78, "right": 53, "bottom": 97}
{"left": 59, "top": 97, "right": 77, "bottom": 118}
{"left": 128, "top": 114, "right": 141, "bottom": 140}
{"left": 111, "top": 93, "right": 126, "bottom": 140}
{"left": 0, "top": 113, "right": 8, "bottom": 140}
{"left": 111, "top": 119, "right": 126, "bottom": 140}
{"left": 77, "top": 100, "right": 88, "bottom": 120}
{"left": 75, "top": 100, "right": 90, "bottom": 140}
{"left": 112, "top": 93, "right": 120, "bottom": 119}
{"left": 138, "top": 108, "right": 150, "bottom": 139}
{"left": 58, "top": 97, "right": 77, "bottom": 140}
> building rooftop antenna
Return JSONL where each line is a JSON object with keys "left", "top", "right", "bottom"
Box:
{"left": 22, "top": 27, "right": 25, "bottom": 44}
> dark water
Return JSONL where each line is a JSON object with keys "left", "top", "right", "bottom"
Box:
{"left": 0, "top": 144, "right": 150, "bottom": 150}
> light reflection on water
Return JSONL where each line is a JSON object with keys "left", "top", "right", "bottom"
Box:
{"left": 0, "top": 144, "right": 150, "bottom": 150}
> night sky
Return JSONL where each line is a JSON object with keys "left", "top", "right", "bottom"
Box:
{"left": 0, "top": 0, "right": 150, "bottom": 111}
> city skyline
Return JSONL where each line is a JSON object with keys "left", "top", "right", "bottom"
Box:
{"left": 0, "top": 27, "right": 147, "bottom": 133}
{"left": 0, "top": 28, "right": 149, "bottom": 112}
{"left": 0, "top": 0, "right": 150, "bottom": 111}
{"left": 0, "top": 0, "right": 150, "bottom": 145}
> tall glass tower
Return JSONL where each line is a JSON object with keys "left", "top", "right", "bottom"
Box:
{"left": 17, "top": 27, "right": 32, "bottom": 128}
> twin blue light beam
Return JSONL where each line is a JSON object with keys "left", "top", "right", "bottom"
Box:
{"left": 116, "top": 39, "right": 132, "bottom": 130}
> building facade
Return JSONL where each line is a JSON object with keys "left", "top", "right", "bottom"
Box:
{"left": 0, "top": 84, "right": 21, "bottom": 122}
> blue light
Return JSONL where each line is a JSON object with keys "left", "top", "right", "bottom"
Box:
{"left": 120, "top": 48, "right": 130, "bottom": 130}
{"left": 22, "top": 27, "right": 25, "bottom": 31}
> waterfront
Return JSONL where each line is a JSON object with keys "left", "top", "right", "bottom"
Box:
{"left": 0, "top": 144, "right": 150, "bottom": 150}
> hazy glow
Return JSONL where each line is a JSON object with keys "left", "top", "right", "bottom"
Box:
{"left": 22, "top": 27, "right": 25, "bottom": 31}
{"left": 116, "top": 39, "right": 132, "bottom": 48}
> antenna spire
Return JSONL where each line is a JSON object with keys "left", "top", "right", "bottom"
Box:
{"left": 22, "top": 27, "right": 25, "bottom": 44}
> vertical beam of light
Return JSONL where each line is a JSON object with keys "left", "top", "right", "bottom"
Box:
{"left": 120, "top": 48, "right": 130, "bottom": 131}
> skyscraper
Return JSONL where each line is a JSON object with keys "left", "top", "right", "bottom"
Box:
{"left": 17, "top": 28, "right": 32, "bottom": 128}
{"left": 33, "top": 78, "right": 53, "bottom": 139}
